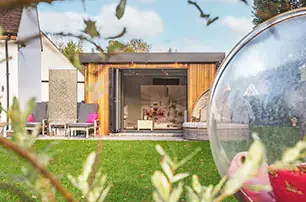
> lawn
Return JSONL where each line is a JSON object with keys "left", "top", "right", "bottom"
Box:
{"left": 0, "top": 140, "right": 237, "bottom": 202}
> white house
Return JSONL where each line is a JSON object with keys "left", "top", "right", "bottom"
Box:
{"left": 0, "top": 7, "right": 84, "bottom": 122}
{"left": 41, "top": 32, "right": 85, "bottom": 103}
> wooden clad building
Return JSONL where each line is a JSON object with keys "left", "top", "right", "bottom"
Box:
{"left": 80, "top": 52, "right": 225, "bottom": 135}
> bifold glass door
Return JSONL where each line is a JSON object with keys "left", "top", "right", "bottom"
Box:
{"left": 109, "top": 68, "right": 123, "bottom": 133}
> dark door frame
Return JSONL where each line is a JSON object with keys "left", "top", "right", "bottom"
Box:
{"left": 110, "top": 67, "right": 188, "bottom": 133}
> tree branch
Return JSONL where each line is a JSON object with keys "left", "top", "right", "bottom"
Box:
{"left": 105, "top": 27, "right": 127, "bottom": 40}
{"left": 88, "top": 140, "right": 103, "bottom": 188}
{"left": 0, "top": 136, "right": 75, "bottom": 202}
{"left": 52, "top": 32, "right": 105, "bottom": 53}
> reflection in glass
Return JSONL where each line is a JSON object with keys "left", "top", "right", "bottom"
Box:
{"left": 208, "top": 9, "right": 306, "bottom": 202}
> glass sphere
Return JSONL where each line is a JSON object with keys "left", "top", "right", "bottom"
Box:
{"left": 208, "top": 8, "right": 306, "bottom": 179}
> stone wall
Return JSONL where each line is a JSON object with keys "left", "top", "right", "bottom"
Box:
{"left": 49, "top": 69, "right": 77, "bottom": 123}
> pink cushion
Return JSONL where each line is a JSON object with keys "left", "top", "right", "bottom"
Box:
{"left": 86, "top": 113, "right": 98, "bottom": 123}
{"left": 27, "top": 114, "right": 34, "bottom": 122}
{"left": 269, "top": 167, "right": 306, "bottom": 202}
{"left": 228, "top": 152, "right": 275, "bottom": 202}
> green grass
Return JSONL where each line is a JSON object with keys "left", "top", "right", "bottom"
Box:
{"left": 0, "top": 140, "right": 237, "bottom": 202}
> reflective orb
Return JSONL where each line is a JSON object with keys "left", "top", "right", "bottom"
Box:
{"left": 208, "top": 8, "right": 306, "bottom": 201}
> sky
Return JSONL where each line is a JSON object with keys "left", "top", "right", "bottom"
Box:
{"left": 38, "top": 0, "right": 254, "bottom": 53}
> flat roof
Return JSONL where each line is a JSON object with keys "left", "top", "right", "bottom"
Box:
{"left": 79, "top": 52, "right": 225, "bottom": 64}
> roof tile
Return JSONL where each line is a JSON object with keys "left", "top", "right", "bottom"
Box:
{"left": 0, "top": 7, "right": 23, "bottom": 33}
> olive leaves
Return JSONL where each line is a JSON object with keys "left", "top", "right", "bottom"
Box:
{"left": 152, "top": 133, "right": 267, "bottom": 202}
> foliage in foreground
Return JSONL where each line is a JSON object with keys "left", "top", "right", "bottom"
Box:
{"left": 152, "top": 133, "right": 266, "bottom": 202}
{"left": 2, "top": 0, "right": 305, "bottom": 201}
{"left": 1, "top": 97, "right": 266, "bottom": 202}
{"left": 3, "top": 97, "right": 306, "bottom": 201}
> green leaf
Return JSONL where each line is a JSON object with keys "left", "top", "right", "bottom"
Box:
{"left": 155, "top": 145, "right": 174, "bottom": 166}
{"left": 186, "top": 186, "right": 200, "bottom": 202}
{"left": 107, "top": 40, "right": 125, "bottom": 54}
{"left": 21, "top": 98, "right": 36, "bottom": 122}
{"left": 172, "top": 173, "right": 189, "bottom": 183}
{"left": 156, "top": 144, "right": 166, "bottom": 156}
{"left": 100, "top": 52, "right": 107, "bottom": 61}
{"left": 80, "top": 152, "right": 96, "bottom": 183}
{"left": 273, "top": 140, "right": 306, "bottom": 169}
{"left": 212, "top": 176, "right": 227, "bottom": 197}
{"left": 116, "top": 0, "right": 127, "bottom": 19}
{"left": 97, "top": 184, "right": 111, "bottom": 202}
{"left": 83, "top": 19, "right": 100, "bottom": 38}
{"left": 152, "top": 171, "right": 170, "bottom": 201}
{"left": 191, "top": 175, "right": 201, "bottom": 194}
{"left": 175, "top": 147, "right": 201, "bottom": 169}
{"left": 223, "top": 133, "right": 266, "bottom": 196}
{"left": 153, "top": 191, "right": 163, "bottom": 202}
{"left": 168, "top": 182, "right": 183, "bottom": 202}
{"left": 160, "top": 157, "right": 173, "bottom": 180}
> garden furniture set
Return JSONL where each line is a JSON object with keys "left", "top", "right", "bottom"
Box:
{"left": 25, "top": 102, "right": 99, "bottom": 138}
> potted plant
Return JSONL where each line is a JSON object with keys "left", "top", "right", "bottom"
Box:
{"left": 291, "top": 117, "right": 297, "bottom": 127}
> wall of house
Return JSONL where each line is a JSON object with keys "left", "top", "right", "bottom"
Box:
{"left": 41, "top": 34, "right": 85, "bottom": 102}
{"left": 18, "top": 7, "right": 42, "bottom": 110}
{"left": 77, "top": 77, "right": 85, "bottom": 102}
{"left": 85, "top": 63, "right": 217, "bottom": 135}
{"left": 0, "top": 43, "right": 19, "bottom": 122}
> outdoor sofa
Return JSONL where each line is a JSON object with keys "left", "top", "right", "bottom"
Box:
{"left": 26, "top": 102, "right": 48, "bottom": 135}
{"left": 67, "top": 103, "right": 99, "bottom": 138}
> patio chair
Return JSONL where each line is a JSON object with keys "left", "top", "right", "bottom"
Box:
{"left": 67, "top": 103, "right": 99, "bottom": 138}
{"left": 26, "top": 102, "right": 48, "bottom": 135}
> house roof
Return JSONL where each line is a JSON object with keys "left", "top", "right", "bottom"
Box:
{"left": 0, "top": 7, "right": 23, "bottom": 34}
{"left": 79, "top": 52, "right": 226, "bottom": 64}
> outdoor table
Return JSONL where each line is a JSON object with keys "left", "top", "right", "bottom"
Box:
{"left": 49, "top": 122, "right": 67, "bottom": 136}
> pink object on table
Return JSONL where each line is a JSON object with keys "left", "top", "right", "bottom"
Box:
{"left": 27, "top": 114, "right": 34, "bottom": 122}
{"left": 268, "top": 167, "right": 306, "bottom": 202}
{"left": 86, "top": 113, "right": 98, "bottom": 123}
{"left": 228, "top": 152, "right": 275, "bottom": 202}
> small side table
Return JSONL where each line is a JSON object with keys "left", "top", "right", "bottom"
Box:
{"left": 137, "top": 120, "right": 153, "bottom": 130}
{"left": 49, "top": 122, "right": 67, "bottom": 136}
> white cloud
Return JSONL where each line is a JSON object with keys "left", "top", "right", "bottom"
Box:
{"left": 39, "top": 4, "right": 163, "bottom": 39}
{"left": 219, "top": 16, "right": 252, "bottom": 34}
{"left": 152, "top": 38, "right": 215, "bottom": 52}
{"left": 97, "top": 4, "right": 163, "bottom": 39}
{"left": 39, "top": 11, "right": 87, "bottom": 34}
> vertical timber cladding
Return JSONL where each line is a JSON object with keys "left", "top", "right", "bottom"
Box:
{"left": 85, "top": 63, "right": 110, "bottom": 136}
{"left": 187, "top": 63, "right": 217, "bottom": 121}
{"left": 85, "top": 63, "right": 217, "bottom": 135}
